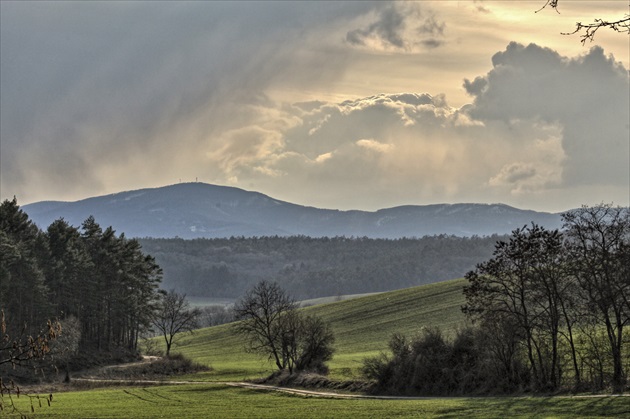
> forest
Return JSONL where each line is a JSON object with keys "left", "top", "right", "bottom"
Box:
{"left": 139, "top": 234, "right": 506, "bottom": 300}
{"left": 0, "top": 198, "right": 163, "bottom": 377}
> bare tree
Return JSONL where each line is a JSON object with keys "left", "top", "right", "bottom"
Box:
{"left": 234, "top": 281, "right": 335, "bottom": 374}
{"left": 0, "top": 310, "right": 61, "bottom": 416}
{"left": 463, "top": 224, "right": 573, "bottom": 391}
{"left": 198, "top": 305, "right": 235, "bottom": 328}
{"left": 49, "top": 316, "right": 81, "bottom": 382}
{"left": 563, "top": 204, "right": 630, "bottom": 393}
{"left": 538, "top": 0, "right": 630, "bottom": 43}
{"left": 151, "top": 290, "right": 200, "bottom": 357}
{"left": 233, "top": 281, "right": 296, "bottom": 371}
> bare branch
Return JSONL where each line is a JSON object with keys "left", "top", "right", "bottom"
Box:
{"left": 535, "top": 1, "right": 560, "bottom": 15}
{"left": 562, "top": 15, "right": 630, "bottom": 45}
{"left": 0, "top": 312, "right": 60, "bottom": 415}
{"left": 538, "top": 0, "right": 630, "bottom": 43}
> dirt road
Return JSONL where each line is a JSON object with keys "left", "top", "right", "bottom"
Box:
{"left": 69, "top": 378, "right": 630, "bottom": 400}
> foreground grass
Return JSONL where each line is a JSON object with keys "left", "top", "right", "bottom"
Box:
{"left": 172, "top": 278, "right": 468, "bottom": 381}
{"left": 10, "top": 384, "right": 629, "bottom": 418}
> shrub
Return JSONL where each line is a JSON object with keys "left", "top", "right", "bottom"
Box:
{"left": 363, "top": 326, "right": 524, "bottom": 396}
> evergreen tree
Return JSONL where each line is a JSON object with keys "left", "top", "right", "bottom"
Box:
{"left": 0, "top": 198, "right": 52, "bottom": 335}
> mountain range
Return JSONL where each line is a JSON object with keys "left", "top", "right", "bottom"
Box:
{"left": 22, "top": 182, "right": 564, "bottom": 239}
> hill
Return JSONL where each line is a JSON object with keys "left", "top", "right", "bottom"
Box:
{"left": 23, "top": 182, "right": 563, "bottom": 239}
{"left": 171, "top": 277, "right": 468, "bottom": 381}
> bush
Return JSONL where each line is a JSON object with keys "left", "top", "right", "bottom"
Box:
{"left": 293, "top": 315, "right": 335, "bottom": 374}
{"left": 363, "top": 326, "right": 515, "bottom": 396}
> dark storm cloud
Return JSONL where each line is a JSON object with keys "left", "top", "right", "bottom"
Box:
{"left": 0, "top": 1, "right": 377, "bottom": 203}
{"left": 345, "top": 3, "right": 446, "bottom": 52}
{"left": 346, "top": 5, "right": 406, "bottom": 49}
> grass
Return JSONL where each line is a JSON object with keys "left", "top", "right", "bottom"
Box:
{"left": 307, "top": 278, "right": 467, "bottom": 379}
{"left": 9, "top": 384, "right": 629, "bottom": 418}
{"left": 170, "top": 278, "right": 468, "bottom": 380}
{"left": 7, "top": 278, "right": 628, "bottom": 418}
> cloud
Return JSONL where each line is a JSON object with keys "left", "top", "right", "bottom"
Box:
{"left": 1, "top": 0, "right": 627, "bottom": 213}
{"left": 202, "top": 89, "right": 566, "bottom": 209}
{"left": 488, "top": 138, "right": 566, "bottom": 195}
{"left": 197, "top": 43, "right": 626, "bottom": 210}
{"left": 416, "top": 15, "right": 446, "bottom": 38}
{"left": 346, "top": 5, "right": 406, "bottom": 49}
{"left": 490, "top": 163, "right": 537, "bottom": 185}
{"left": 356, "top": 139, "right": 393, "bottom": 153}
{"left": 464, "top": 42, "right": 629, "bottom": 188}
{"left": 345, "top": 3, "right": 446, "bottom": 52}
{"left": 0, "top": 1, "right": 374, "bottom": 203}
{"left": 472, "top": 1, "right": 491, "bottom": 14}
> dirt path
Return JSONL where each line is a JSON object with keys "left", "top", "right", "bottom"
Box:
{"left": 71, "top": 378, "right": 446, "bottom": 399}
{"left": 99, "top": 356, "right": 160, "bottom": 370}
{"left": 68, "top": 358, "right": 629, "bottom": 400}
{"left": 69, "top": 378, "right": 630, "bottom": 400}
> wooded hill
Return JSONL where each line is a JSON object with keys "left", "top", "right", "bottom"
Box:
{"left": 139, "top": 235, "right": 506, "bottom": 299}
{"left": 23, "top": 182, "right": 563, "bottom": 239}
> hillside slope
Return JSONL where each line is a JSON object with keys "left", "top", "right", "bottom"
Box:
{"left": 172, "top": 278, "right": 467, "bottom": 381}
{"left": 23, "top": 182, "right": 562, "bottom": 239}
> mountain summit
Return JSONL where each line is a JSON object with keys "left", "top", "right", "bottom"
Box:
{"left": 22, "top": 183, "right": 563, "bottom": 238}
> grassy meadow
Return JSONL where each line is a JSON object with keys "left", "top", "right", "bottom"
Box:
{"left": 11, "top": 384, "right": 629, "bottom": 418}
{"left": 10, "top": 277, "right": 628, "bottom": 418}
{"left": 171, "top": 277, "right": 468, "bottom": 381}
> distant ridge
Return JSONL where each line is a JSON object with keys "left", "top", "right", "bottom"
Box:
{"left": 22, "top": 182, "right": 563, "bottom": 239}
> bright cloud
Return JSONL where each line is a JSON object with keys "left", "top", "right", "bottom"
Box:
{"left": 199, "top": 44, "right": 626, "bottom": 211}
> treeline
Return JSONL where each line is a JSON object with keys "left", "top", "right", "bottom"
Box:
{"left": 139, "top": 234, "right": 505, "bottom": 299}
{"left": 365, "top": 204, "right": 629, "bottom": 394}
{"left": 0, "top": 198, "right": 162, "bottom": 356}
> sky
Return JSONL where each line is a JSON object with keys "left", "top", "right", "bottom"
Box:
{"left": 1, "top": 1, "right": 628, "bottom": 213}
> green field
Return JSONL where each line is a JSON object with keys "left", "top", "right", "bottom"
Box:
{"left": 11, "top": 384, "right": 629, "bottom": 418}
{"left": 172, "top": 278, "right": 468, "bottom": 381}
